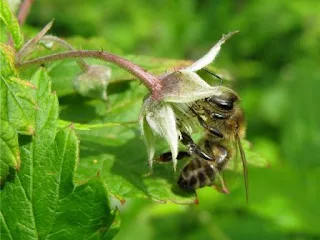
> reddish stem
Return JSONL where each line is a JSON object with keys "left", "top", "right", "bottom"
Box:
{"left": 16, "top": 50, "right": 162, "bottom": 94}
{"left": 17, "top": 0, "right": 34, "bottom": 25}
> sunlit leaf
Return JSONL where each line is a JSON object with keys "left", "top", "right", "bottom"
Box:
{"left": 0, "top": 68, "right": 118, "bottom": 239}
{"left": 0, "top": 0, "right": 23, "bottom": 49}
{"left": 226, "top": 140, "right": 269, "bottom": 172}
{"left": 0, "top": 74, "right": 37, "bottom": 135}
{"left": 105, "top": 208, "right": 121, "bottom": 239}
{"left": 0, "top": 43, "right": 17, "bottom": 76}
{"left": 0, "top": 120, "right": 20, "bottom": 185}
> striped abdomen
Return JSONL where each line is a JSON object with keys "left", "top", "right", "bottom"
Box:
{"left": 177, "top": 142, "right": 230, "bottom": 191}
{"left": 177, "top": 158, "right": 216, "bottom": 191}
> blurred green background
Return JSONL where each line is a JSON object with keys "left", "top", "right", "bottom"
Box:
{"left": 25, "top": 0, "right": 320, "bottom": 239}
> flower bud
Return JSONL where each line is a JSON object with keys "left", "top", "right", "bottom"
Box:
{"left": 73, "top": 64, "right": 111, "bottom": 100}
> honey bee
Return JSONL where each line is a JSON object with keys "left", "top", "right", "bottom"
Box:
{"left": 156, "top": 81, "right": 248, "bottom": 202}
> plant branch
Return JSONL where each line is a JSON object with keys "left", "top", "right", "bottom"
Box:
{"left": 16, "top": 21, "right": 54, "bottom": 62}
{"left": 16, "top": 50, "right": 162, "bottom": 94}
{"left": 41, "top": 35, "right": 89, "bottom": 71}
{"left": 17, "top": 0, "right": 34, "bottom": 25}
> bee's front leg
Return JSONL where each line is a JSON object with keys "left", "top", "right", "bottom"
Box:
{"left": 190, "top": 108, "right": 224, "bottom": 138}
{"left": 180, "top": 132, "right": 213, "bottom": 161}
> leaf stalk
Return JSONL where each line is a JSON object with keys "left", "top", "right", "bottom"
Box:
{"left": 16, "top": 50, "right": 163, "bottom": 94}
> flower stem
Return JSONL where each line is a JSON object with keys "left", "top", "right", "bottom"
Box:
{"left": 16, "top": 50, "right": 162, "bottom": 93}
{"left": 17, "top": 0, "right": 34, "bottom": 25}
{"left": 40, "top": 35, "right": 89, "bottom": 71}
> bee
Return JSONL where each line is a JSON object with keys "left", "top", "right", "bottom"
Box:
{"left": 156, "top": 83, "right": 248, "bottom": 202}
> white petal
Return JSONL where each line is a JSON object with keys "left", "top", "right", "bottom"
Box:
{"left": 144, "top": 100, "right": 179, "bottom": 171}
{"left": 184, "top": 31, "right": 239, "bottom": 72}
{"left": 160, "top": 70, "right": 225, "bottom": 103}
{"left": 139, "top": 116, "right": 156, "bottom": 170}
{"left": 172, "top": 103, "right": 200, "bottom": 134}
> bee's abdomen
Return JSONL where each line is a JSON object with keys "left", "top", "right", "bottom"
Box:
{"left": 177, "top": 158, "right": 216, "bottom": 191}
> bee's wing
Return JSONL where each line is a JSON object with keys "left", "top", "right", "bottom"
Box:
{"left": 236, "top": 133, "right": 249, "bottom": 203}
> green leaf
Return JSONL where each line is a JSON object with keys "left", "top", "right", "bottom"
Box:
{"left": 0, "top": 120, "right": 20, "bottom": 185}
{"left": 0, "top": 69, "right": 118, "bottom": 239}
{"left": 1, "top": 44, "right": 38, "bottom": 135}
{"left": 76, "top": 125, "right": 196, "bottom": 204}
{"left": 226, "top": 139, "right": 269, "bottom": 172}
{"left": 0, "top": 43, "right": 17, "bottom": 77}
{"left": 0, "top": 74, "right": 37, "bottom": 135}
{"left": 0, "top": 0, "right": 24, "bottom": 49}
{"left": 105, "top": 208, "right": 121, "bottom": 239}
{"left": 58, "top": 119, "right": 135, "bottom": 130}
{"left": 48, "top": 61, "right": 82, "bottom": 97}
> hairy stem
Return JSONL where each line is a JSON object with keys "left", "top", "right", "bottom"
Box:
{"left": 16, "top": 50, "right": 162, "bottom": 94}
{"left": 17, "top": 0, "right": 34, "bottom": 25}
{"left": 16, "top": 21, "right": 53, "bottom": 61}
{"left": 41, "top": 35, "right": 89, "bottom": 71}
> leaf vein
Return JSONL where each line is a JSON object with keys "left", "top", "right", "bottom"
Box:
{"left": 38, "top": 98, "right": 55, "bottom": 134}
{"left": 0, "top": 135, "right": 17, "bottom": 163}
{"left": 1, "top": 77, "right": 31, "bottom": 124}
{"left": 15, "top": 173, "right": 38, "bottom": 236}
{"left": 29, "top": 139, "right": 39, "bottom": 235}
{"left": 0, "top": 211, "right": 14, "bottom": 240}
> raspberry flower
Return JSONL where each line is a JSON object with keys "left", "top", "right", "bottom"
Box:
{"left": 139, "top": 31, "right": 239, "bottom": 172}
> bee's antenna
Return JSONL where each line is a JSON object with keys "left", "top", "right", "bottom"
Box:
{"left": 202, "top": 68, "right": 223, "bottom": 85}
{"left": 236, "top": 134, "right": 249, "bottom": 204}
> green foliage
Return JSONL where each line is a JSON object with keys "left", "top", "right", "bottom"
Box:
{"left": 2, "top": 0, "right": 319, "bottom": 239}
{"left": 56, "top": 78, "right": 197, "bottom": 204}
{"left": 0, "top": 0, "right": 23, "bottom": 49}
{"left": 0, "top": 44, "right": 36, "bottom": 183}
{"left": 28, "top": 1, "right": 318, "bottom": 239}
{"left": 0, "top": 68, "right": 118, "bottom": 239}
{"left": 0, "top": 120, "right": 20, "bottom": 185}
{"left": 0, "top": 74, "right": 36, "bottom": 135}
{"left": 1, "top": 6, "right": 118, "bottom": 238}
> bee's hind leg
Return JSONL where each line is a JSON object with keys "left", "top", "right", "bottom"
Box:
{"left": 154, "top": 131, "right": 214, "bottom": 164}
{"left": 213, "top": 172, "right": 230, "bottom": 194}
{"left": 155, "top": 151, "right": 191, "bottom": 163}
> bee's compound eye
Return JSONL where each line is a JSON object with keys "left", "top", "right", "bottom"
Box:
{"left": 207, "top": 97, "right": 234, "bottom": 110}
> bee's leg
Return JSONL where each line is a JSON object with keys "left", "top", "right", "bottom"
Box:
{"left": 155, "top": 151, "right": 190, "bottom": 163}
{"left": 180, "top": 132, "right": 213, "bottom": 161}
{"left": 190, "top": 108, "right": 224, "bottom": 138}
{"left": 204, "top": 140, "right": 230, "bottom": 170}
{"left": 213, "top": 172, "right": 230, "bottom": 194}
{"left": 145, "top": 152, "right": 189, "bottom": 177}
